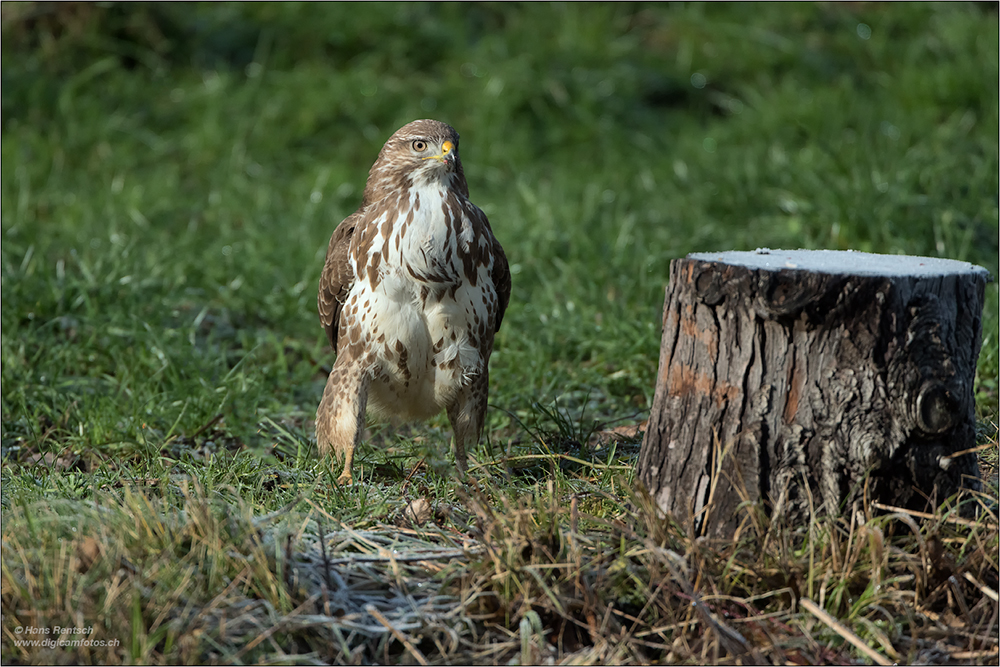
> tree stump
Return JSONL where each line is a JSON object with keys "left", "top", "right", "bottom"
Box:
{"left": 638, "top": 249, "right": 991, "bottom": 537}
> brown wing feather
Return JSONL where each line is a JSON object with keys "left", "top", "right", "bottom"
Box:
{"left": 491, "top": 235, "right": 511, "bottom": 333}
{"left": 318, "top": 210, "right": 362, "bottom": 349}
{"left": 466, "top": 204, "right": 511, "bottom": 334}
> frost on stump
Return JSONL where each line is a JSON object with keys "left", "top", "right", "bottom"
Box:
{"left": 638, "top": 249, "right": 991, "bottom": 538}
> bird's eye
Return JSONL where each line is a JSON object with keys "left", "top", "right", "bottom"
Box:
{"left": 412, "top": 140, "right": 427, "bottom": 152}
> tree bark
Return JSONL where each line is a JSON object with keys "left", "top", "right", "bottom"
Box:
{"left": 638, "top": 249, "right": 991, "bottom": 538}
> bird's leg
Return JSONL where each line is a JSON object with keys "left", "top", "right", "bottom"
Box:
{"left": 446, "top": 372, "right": 489, "bottom": 478}
{"left": 316, "top": 360, "right": 370, "bottom": 485}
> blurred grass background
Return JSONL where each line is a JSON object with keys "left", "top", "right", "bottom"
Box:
{"left": 2, "top": 3, "right": 998, "bottom": 462}
{"left": 1, "top": 1, "right": 997, "bottom": 483}
{"left": 2, "top": 4, "right": 998, "bottom": 664}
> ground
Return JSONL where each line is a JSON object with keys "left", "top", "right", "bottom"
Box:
{"left": 2, "top": 3, "right": 998, "bottom": 664}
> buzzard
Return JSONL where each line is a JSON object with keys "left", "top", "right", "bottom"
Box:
{"left": 316, "top": 119, "right": 511, "bottom": 484}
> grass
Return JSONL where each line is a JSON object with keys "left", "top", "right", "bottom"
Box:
{"left": 2, "top": 2, "right": 998, "bottom": 664}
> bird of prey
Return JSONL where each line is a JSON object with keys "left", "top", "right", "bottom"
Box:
{"left": 316, "top": 119, "right": 511, "bottom": 485}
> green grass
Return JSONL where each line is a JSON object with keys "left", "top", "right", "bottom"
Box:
{"left": 2, "top": 2, "right": 998, "bottom": 664}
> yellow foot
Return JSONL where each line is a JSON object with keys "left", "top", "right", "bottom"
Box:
{"left": 336, "top": 472, "right": 353, "bottom": 486}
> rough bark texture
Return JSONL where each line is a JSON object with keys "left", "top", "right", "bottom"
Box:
{"left": 638, "top": 249, "right": 991, "bottom": 538}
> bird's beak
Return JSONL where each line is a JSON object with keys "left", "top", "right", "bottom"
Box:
{"left": 423, "top": 140, "right": 455, "bottom": 167}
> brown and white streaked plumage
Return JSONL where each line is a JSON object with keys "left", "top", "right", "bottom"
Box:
{"left": 317, "top": 119, "right": 511, "bottom": 484}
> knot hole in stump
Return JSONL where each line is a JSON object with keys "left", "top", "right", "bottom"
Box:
{"left": 915, "top": 381, "right": 958, "bottom": 436}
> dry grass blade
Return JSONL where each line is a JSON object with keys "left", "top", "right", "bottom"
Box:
{"left": 800, "top": 598, "right": 893, "bottom": 666}
{"left": 366, "top": 604, "right": 429, "bottom": 666}
{"left": 963, "top": 572, "right": 999, "bottom": 602}
{"left": 952, "top": 649, "right": 1000, "bottom": 659}
{"left": 871, "top": 502, "right": 997, "bottom": 529}
{"left": 941, "top": 443, "right": 995, "bottom": 459}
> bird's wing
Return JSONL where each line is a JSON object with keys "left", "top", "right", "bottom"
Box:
{"left": 318, "top": 210, "right": 362, "bottom": 350}
{"left": 491, "top": 233, "right": 511, "bottom": 333}
{"left": 467, "top": 203, "right": 511, "bottom": 333}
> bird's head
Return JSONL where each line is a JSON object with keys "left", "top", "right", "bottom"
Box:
{"left": 363, "top": 119, "right": 469, "bottom": 204}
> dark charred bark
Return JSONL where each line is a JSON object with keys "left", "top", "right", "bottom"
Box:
{"left": 638, "top": 250, "right": 991, "bottom": 538}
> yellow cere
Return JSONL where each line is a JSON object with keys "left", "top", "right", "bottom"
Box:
{"left": 422, "top": 140, "right": 454, "bottom": 161}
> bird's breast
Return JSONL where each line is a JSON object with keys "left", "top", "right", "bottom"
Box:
{"left": 343, "top": 183, "right": 498, "bottom": 418}
{"left": 381, "top": 184, "right": 473, "bottom": 287}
